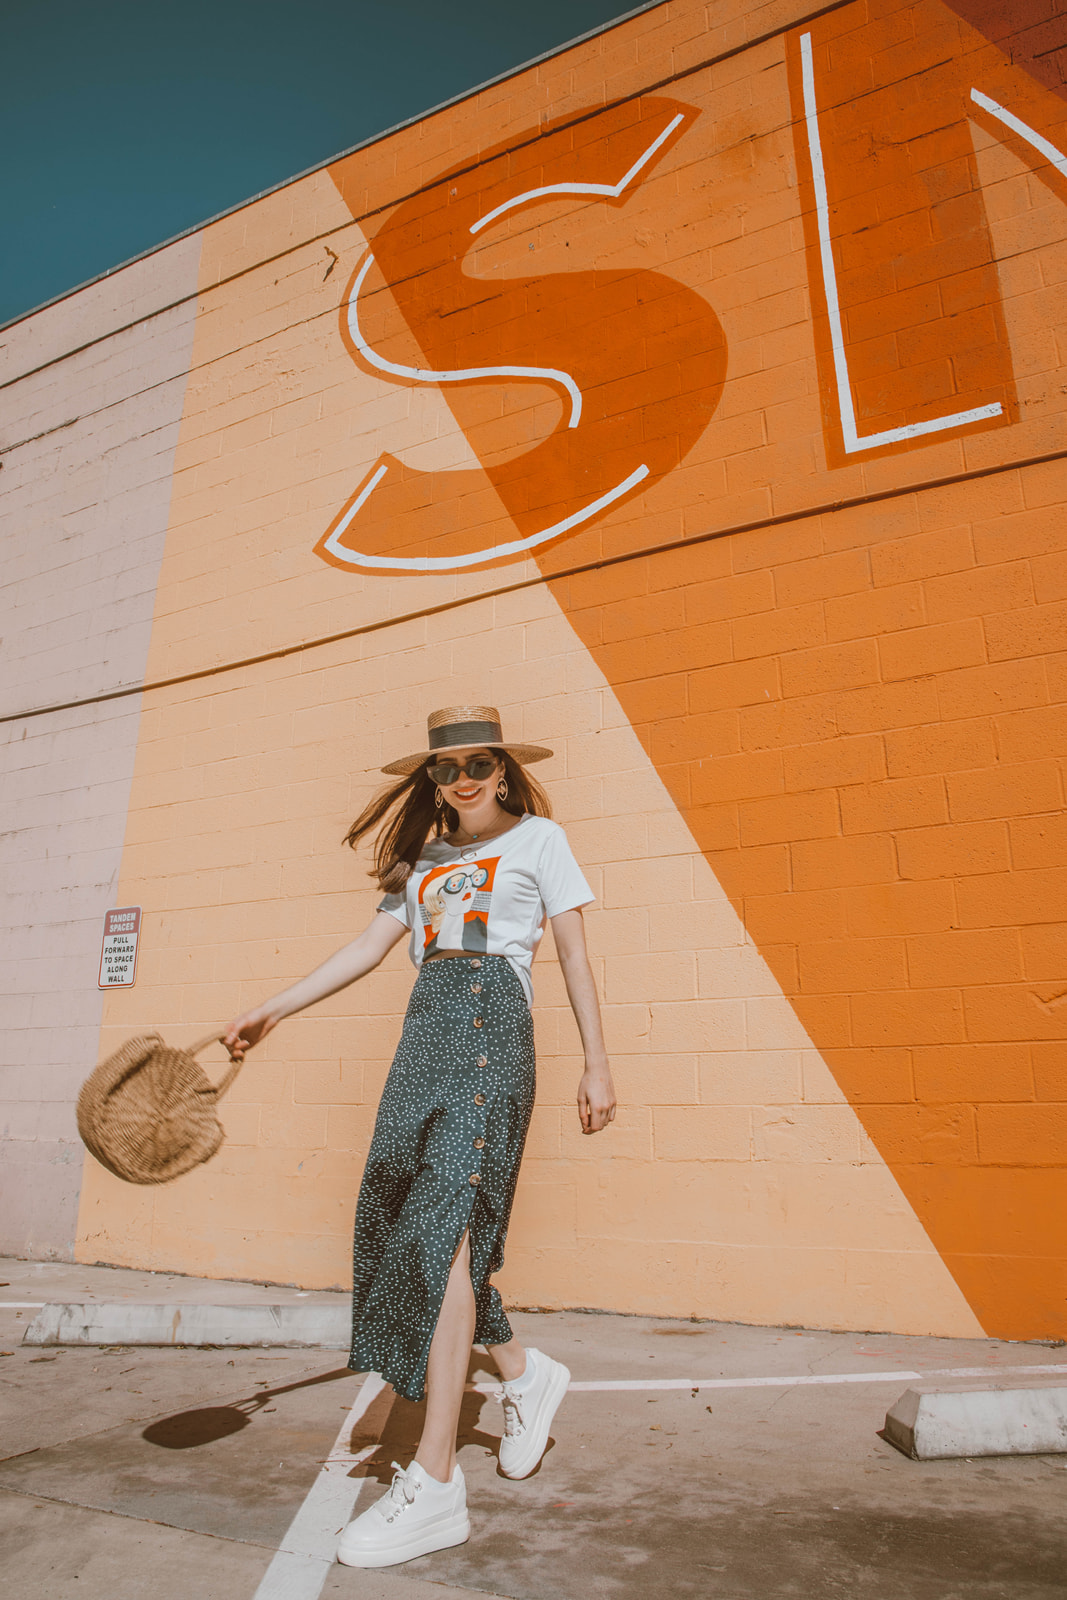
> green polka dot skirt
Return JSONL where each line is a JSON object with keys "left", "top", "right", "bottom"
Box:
{"left": 348, "top": 953, "right": 535, "bottom": 1401}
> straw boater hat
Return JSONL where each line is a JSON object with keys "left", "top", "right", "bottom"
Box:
{"left": 381, "top": 705, "right": 553, "bottom": 776}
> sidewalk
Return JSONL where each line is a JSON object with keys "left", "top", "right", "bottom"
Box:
{"left": 0, "top": 1255, "right": 348, "bottom": 1311}
{"left": 2, "top": 1257, "right": 1065, "bottom": 1600}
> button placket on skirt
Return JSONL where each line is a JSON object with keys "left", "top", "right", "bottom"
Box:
{"left": 347, "top": 952, "right": 534, "bottom": 1402}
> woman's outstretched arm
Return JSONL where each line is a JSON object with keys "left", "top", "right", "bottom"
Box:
{"left": 550, "top": 907, "right": 617, "bottom": 1135}
{"left": 223, "top": 912, "right": 407, "bottom": 1060}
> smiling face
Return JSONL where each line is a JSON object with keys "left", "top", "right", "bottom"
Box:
{"left": 427, "top": 746, "right": 504, "bottom": 813}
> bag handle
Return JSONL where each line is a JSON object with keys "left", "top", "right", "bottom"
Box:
{"left": 189, "top": 1030, "right": 243, "bottom": 1099}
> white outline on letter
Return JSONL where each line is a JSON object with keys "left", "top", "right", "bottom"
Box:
{"left": 469, "top": 113, "right": 686, "bottom": 235}
{"left": 322, "top": 462, "right": 650, "bottom": 572}
{"left": 970, "top": 88, "right": 1067, "bottom": 181}
{"left": 799, "top": 32, "right": 1002, "bottom": 452}
{"left": 323, "top": 112, "right": 687, "bottom": 574}
{"left": 346, "top": 251, "right": 582, "bottom": 427}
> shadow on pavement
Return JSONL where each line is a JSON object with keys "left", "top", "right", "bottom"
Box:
{"left": 142, "top": 1366, "right": 352, "bottom": 1449}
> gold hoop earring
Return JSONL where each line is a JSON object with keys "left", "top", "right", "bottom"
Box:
{"left": 435, "top": 786, "right": 444, "bottom": 809}
{"left": 496, "top": 777, "right": 508, "bottom": 801}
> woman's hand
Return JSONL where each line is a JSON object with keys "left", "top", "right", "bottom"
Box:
{"left": 578, "top": 1061, "right": 617, "bottom": 1135}
{"left": 222, "top": 1006, "right": 278, "bottom": 1063}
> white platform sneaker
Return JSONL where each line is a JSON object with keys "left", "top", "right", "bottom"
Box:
{"left": 497, "top": 1348, "right": 571, "bottom": 1479}
{"left": 336, "top": 1459, "right": 470, "bottom": 1568}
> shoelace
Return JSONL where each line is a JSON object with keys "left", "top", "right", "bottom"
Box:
{"left": 495, "top": 1385, "right": 525, "bottom": 1438}
{"left": 381, "top": 1462, "right": 418, "bottom": 1520}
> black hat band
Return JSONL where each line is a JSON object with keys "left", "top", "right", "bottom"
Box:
{"left": 428, "top": 719, "right": 502, "bottom": 751}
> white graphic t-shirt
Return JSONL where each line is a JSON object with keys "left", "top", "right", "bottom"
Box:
{"left": 377, "top": 814, "right": 593, "bottom": 1005}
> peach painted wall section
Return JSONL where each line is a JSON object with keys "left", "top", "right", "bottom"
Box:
{"left": 60, "top": 0, "right": 1067, "bottom": 1336}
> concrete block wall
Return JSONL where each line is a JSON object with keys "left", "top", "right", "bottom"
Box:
{"left": 3, "top": 0, "right": 1065, "bottom": 1337}
{"left": 78, "top": 592, "right": 983, "bottom": 1334}
{"left": 0, "top": 236, "right": 201, "bottom": 1255}
{"left": 555, "top": 459, "right": 1067, "bottom": 1335}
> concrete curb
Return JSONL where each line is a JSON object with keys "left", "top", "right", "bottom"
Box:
{"left": 884, "top": 1381, "right": 1067, "bottom": 1459}
{"left": 22, "top": 1303, "right": 350, "bottom": 1349}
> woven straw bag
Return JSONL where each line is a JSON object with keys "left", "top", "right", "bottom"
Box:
{"left": 77, "top": 1030, "right": 241, "bottom": 1185}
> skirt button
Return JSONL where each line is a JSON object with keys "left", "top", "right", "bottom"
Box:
{"left": 469, "top": 1173, "right": 481, "bottom": 1185}
{"left": 471, "top": 959, "right": 482, "bottom": 969}
{"left": 473, "top": 1136, "right": 485, "bottom": 1149}
{"left": 473, "top": 1016, "right": 483, "bottom": 1028}
{"left": 474, "top": 1093, "right": 486, "bottom": 1106}
{"left": 470, "top": 983, "right": 482, "bottom": 995}
{"left": 476, "top": 1055, "right": 487, "bottom": 1068}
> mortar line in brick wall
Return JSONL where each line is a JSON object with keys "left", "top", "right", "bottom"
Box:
{"left": 4, "top": 443, "right": 1064, "bottom": 728}
{"left": 0, "top": 288, "right": 208, "bottom": 398}
{"left": 0, "top": 415, "right": 82, "bottom": 455}
{"left": 0, "top": 0, "right": 856, "bottom": 394}
{"left": 0, "top": 366, "right": 209, "bottom": 458}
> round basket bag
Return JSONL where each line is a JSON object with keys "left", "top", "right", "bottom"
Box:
{"left": 76, "top": 1030, "right": 240, "bottom": 1185}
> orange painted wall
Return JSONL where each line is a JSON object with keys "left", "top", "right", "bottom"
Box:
{"left": 69, "top": 0, "right": 1067, "bottom": 1337}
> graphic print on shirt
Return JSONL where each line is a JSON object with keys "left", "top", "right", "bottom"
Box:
{"left": 419, "top": 855, "right": 499, "bottom": 956}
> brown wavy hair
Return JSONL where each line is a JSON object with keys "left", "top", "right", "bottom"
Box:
{"left": 344, "top": 749, "right": 552, "bottom": 893}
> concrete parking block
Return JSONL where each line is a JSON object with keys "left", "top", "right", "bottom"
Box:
{"left": 23, "top": 1302, "right": 350, "bottom": 1348}
{"left": 884, "top": 1382, "right": 1067, "bottom": 1459}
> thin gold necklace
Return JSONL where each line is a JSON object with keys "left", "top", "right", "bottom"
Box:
{"left": 453, "top": 810, "right": 509, "bottom": 845}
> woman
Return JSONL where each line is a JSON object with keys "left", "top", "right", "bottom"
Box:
{"left": 224, "top": 705, "right": 616, "bottom": 1569}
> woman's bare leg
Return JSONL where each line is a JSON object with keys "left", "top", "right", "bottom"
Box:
{"left": 486, "top": 1336, "right": 527, "bottom": 1383}
{"left": 414, "top": 1233, "right": 477, "bottom": 1483}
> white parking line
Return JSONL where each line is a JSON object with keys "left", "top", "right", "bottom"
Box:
{"left": 252, "top": 1372, "right": 386, "bottom": 1600}
{"left": 252, "top": 1359, "right": 1067, "bottom": 1600}
{"left": 467, "top": 1362, "right": 1067, "bottom": 1395}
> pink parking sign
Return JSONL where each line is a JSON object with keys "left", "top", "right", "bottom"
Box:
{"left": 98, "top": 906, "right": 142, "bottom": 988}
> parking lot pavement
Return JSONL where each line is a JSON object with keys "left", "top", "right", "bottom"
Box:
{"left": 2, "top": 1260, "right": 1066, "bottom": 1600}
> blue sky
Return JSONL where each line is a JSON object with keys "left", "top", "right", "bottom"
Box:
{"left": 1, "top": 0, "right": 642, "bottom": 327}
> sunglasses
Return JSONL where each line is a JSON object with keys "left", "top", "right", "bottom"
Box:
{"left": 427, "top": 756, "right": 499, "bottom": 786}
{"left": 442, "top": 867, "right": 489, "bottom": 893}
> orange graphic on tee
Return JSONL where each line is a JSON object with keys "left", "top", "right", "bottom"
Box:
{"left": 321, "top": 97, "right": 727, "bottom": 574}
{"left": 420, "top": 857, "right": 498, "bottom": 955}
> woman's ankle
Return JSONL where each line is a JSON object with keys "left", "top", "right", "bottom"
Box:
{"left": 492, "top": 1340, "right": 528, "bottom": 1384}
{"left": 413, "top": 1448, "right": 455, "bottom": 1484}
